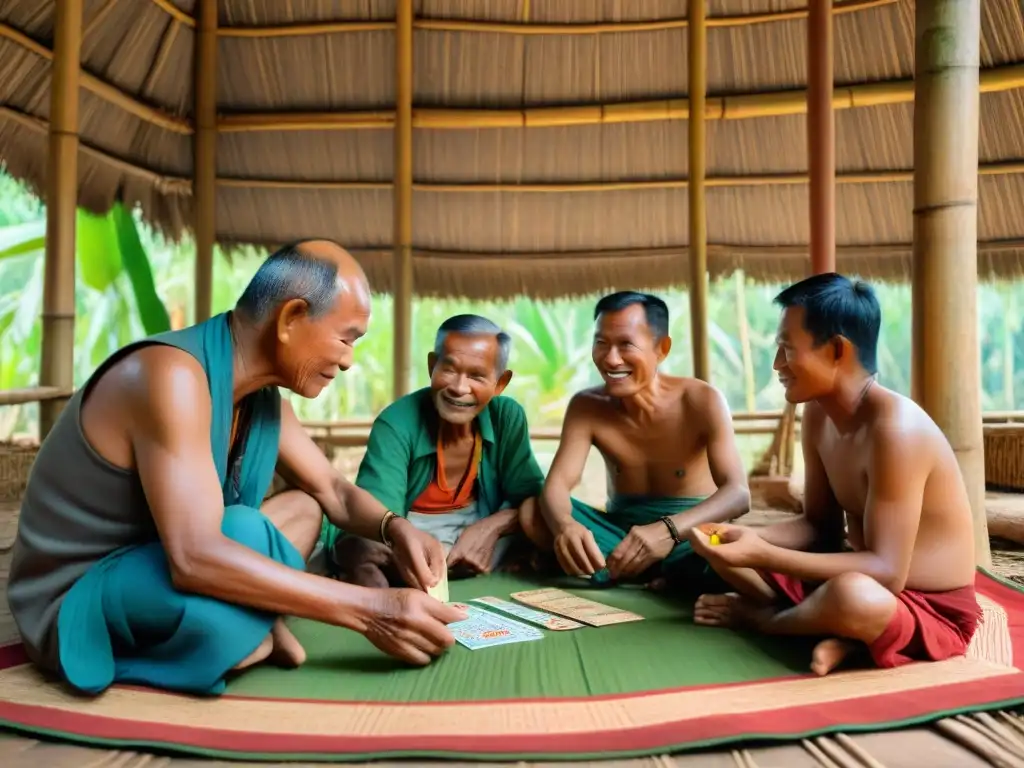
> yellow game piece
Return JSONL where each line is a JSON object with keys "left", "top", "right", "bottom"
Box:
{"left": 709, "top": 533, "right": 721, "bottom": 546}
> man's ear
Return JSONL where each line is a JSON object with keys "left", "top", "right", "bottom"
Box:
{"left": 276, "top": 298, "right": 309, "bottom": 343}
{"left": 494, "top": 369, "right": 513, "bottom": 395}
{"left": 427, "top": 352, "right": 437, "bottom": 378}
{"left": 833, "top": 336, "right": 855, "bottom": 365}
{"left": 655, "top": 334, "right": 672, "bottom": 362}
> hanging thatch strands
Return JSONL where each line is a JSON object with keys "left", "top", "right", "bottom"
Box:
{"left": 3, "top": 17, "right": 1023, "bottom": 135}
{"left": 144, "top": 0, "right": 894, "bottom": 37}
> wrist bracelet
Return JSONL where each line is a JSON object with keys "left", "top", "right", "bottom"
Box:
{"left": 660, "top": 515, "right": 684, "bottom": 545}
{"left": 379, "top": 510, "right": 397, "bottom": 547}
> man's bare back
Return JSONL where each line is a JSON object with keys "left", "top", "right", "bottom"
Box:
{"left": 805, "top": 385, "right": 976, "bottom": 592}
{"left": 574, "top": 376, "right": 721, "bottom": 500}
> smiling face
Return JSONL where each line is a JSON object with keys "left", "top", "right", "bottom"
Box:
{"left": 773, "top": 306, "right": 839, "bottom": 403}
{"left": 276, "top": 278, "right": 371, "bottom": 398}
{"left": 428, "top": 332, "right": 511, "bottom": 426}
{"left": 592, "top": 304, "right": 670, "bottom": 397}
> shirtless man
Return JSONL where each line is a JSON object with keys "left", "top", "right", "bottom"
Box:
{"left": 690, "top": 273, "right": 981, "bottom": 675}
{"left": 521, "top": 291, "right": 750, "bottom": 587}
{"left": 7, "top": 240, "right": 466, "bottom": 697}
{"left": 328, "top": 314, "right": 544, "bottom": 586}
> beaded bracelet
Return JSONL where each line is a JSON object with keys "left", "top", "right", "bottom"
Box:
{"left": 660, "top": 515, "right": 684, "bottom": 545}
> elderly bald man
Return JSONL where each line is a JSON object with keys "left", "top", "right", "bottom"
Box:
{"left": 6, "top": 239, "right": 466, "bottom": 698}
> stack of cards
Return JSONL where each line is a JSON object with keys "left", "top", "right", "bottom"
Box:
{"left": 447, "top": 603, "right": 544, "bottom": 650}
{"left": 471, "top": 596, "right": 583, "bottom": 630}
{"left": 510, "top": 588, "right": 644, "bottom": 626}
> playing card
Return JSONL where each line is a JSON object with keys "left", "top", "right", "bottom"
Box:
{"left": 427, "top": 565, "right": 449, "bottom": 603}
{"left": 471, "top": 596, "right": 583, "bottom": 630}
{"left": 510, "top": 588, "right": 644, "bottom": 627}
{"left": 447, "top": 602, "right": 544, "bottom": 650}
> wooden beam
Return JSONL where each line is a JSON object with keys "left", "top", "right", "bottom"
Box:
{"left": 808, "top": 0, "right": 836, "bottom": 275}
{"left": 688, "top": 0, "right": 709, "bottom": 382}
{"left": 3, "top": 23, "right": 1023, "bottom": 133}
{"left": 193, "top": 0, "right": 217, "bottom": 322}
{"left": 911, "top": 0, "right": 988, "bottom": 567}
{"left": 144, "top": 0, "right": 895, "bottom": 36}
{"left": 38, "top": 0, "right": 83, "bottom": 439}
{"left": 392, "top": 0, "right": 414, "bottom": 399}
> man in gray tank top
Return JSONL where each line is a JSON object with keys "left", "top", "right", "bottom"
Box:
{"left": 6, "top": 239, "right": 467, "bottom": 696}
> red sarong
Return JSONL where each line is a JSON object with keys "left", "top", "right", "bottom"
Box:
{"left": 759, "top": 571, "right": 982, "bottom": 668}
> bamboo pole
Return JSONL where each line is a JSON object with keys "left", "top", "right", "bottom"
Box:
{"left": 911, "top": 0, "right": 988, "bottom": 568}
{"left": 392, "top": 0, "right": 414, "bottom": 399}
{"left": 7, "top": 102, "right": 1024, "bottom": 193}
{"left": 193, "top": 0, "right": 217, "bottom": 322}
{"left": 38, "top": 0, "right": 83, "bottom": 439}
{"left": 735, "top": 270, "right": 756, "bottom": 411}
{"left": 808, "top": 0, "right": 835, "bottom": 274}
{"left": 145, "top": 0, "right": 894, "bottom": 36}
{"left": 688, "top": 0, "right": 709, "bottom": 382}
{"left": 215, "top": 64, "right": 1024, "bottom": 132}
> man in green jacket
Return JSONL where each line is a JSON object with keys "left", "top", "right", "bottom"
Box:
{"left": 325, "top": 315, "right": 545, "bottom": 586}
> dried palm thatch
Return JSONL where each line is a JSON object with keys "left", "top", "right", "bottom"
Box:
{"left": 0, "top": 0, "right": 1023, "bottom": 298}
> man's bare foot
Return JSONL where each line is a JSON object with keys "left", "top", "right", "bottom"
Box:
{"left": 810, "top": 638, "right": 859, "bottom": 676}
{"left": 233, "top": 632, "right": 273, "bottom": 671}
{"left": 693, "top": 592, "right": 777, "bottom": 629}
{"left": 268, "top": 618, "right": 307, "bottom": 668}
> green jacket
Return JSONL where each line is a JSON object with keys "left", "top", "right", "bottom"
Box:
{"left": 355, "top": 387, "right": 545, "bottom": 515}
{"left": 319, "top": 388, "right": 545, "bottom": 552}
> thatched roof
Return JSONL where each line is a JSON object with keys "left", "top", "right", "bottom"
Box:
{"left": 0, "top": 0, "right": 1023, "bottom": 298}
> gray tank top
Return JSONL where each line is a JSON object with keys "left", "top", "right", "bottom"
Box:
{"left": 6, "top": 329, "right": 208, "bottom": 671}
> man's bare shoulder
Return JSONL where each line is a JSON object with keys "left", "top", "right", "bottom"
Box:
{"left": 93, "top": 344, "right": 209, "bottom": 422}
{"left": 863, "top": 384, "right": 944, "bottom": 453}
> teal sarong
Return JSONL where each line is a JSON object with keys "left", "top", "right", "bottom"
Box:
{"left": 56, "top": 313, "right": 305, "bottom": 697}
{"left": 571, "top": 494, "right": 720, "bottom": 589}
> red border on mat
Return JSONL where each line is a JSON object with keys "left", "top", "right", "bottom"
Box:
{"left": 0, "top": 570, "right": 1023, "bottom": 756}
{"left": 0, "top": 672, "right": 1022, "bottom": 755}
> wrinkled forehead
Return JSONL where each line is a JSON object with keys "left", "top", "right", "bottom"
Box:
{"left": 595, "top": 305, "right": 652, "bottom": 339}
{"left": 439, "top": 332, "right": 499, "bottom": 367}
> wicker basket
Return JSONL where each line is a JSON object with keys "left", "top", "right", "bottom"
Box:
{"left": 984, "top": 424, "right": 1024, "bottom": 492}
{"left": 0, "top": 441, "right": 38, "bottom": 504}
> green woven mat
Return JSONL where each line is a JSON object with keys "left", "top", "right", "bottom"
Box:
{"left": 227, "top": 573, "right": 813, "bottom": 701}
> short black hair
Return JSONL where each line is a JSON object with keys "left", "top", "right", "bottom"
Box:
{"left": 235, "top": 240, "right": 341, "bottom": 321}
{"left": 773, "top": 272, "right": 881, "bottom": 374}
{"left": 593, "top": 291, "right": 670, "bottom": 339}
{"left": 434, "top": 314, "right": 512, "bottom": 374}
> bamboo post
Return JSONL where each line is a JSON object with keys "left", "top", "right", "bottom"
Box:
{"left": 39, "top": 0, "right": 83, "bottom": 439}
{"left": 193, "top": 0, "right": 217, "bottom": 322}
{"left": 735, "top": 270, "right": 756, "bottom": 411}
{"left": 688, "top": 0, "right": 709, "bottom": 381}
{"left": 808, "top": 0, "right": 835, "bottom": 274}
{"left": 911, "top": 0, "right": 988, "bottom": 567}
{"left": 392, "top": 0, "right": 414, "bottom": 398}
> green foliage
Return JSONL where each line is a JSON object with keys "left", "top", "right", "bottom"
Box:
{"left": 0, "top": 169, "right": 1023, "bottom": 441}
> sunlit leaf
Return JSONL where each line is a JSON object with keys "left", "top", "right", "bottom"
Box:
{"left": 0, "top": 219, "right": 45, "bottom": 260}
{"left": 112, "top": 204, "right": 170, "bottom": 334}
{"left": 76, "top": 209, "right": 122, "bottom": 291}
